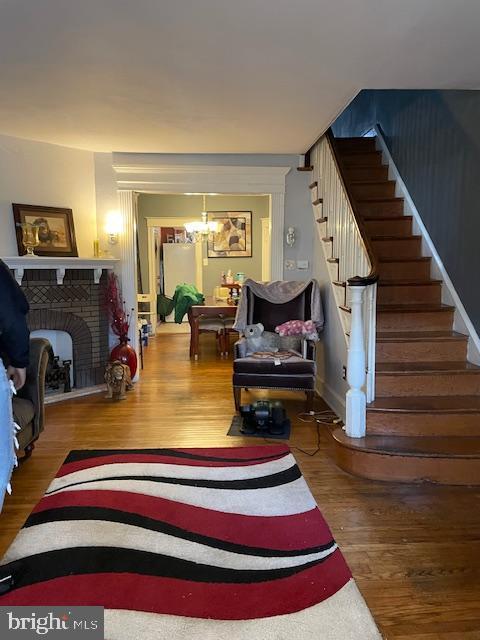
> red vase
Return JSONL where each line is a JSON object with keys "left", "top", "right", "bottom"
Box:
{"left": 110, "top": 336, "right": 138, "bottom": 378}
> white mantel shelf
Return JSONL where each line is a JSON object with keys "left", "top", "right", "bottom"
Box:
{"left": 3, "top": 257, "right": 119, "bottom": 285}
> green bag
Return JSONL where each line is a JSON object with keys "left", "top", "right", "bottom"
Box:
{"left": 157, "top": 293, "right": 174, "bottom": 317}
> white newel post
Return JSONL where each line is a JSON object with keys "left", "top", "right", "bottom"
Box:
{"left": 346, "top": 280, "right": 367, "bottom": 437}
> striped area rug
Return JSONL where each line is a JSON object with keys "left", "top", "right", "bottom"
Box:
{"left": 0, "top": 445, "right": 381, "bottom": 639}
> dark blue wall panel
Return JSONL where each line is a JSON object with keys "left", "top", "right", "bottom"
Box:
{"left": 333, "top": 90, "right": 480, "bottom": 333}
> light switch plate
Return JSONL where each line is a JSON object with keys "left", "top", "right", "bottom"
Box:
{"left": 285, "top": 259, "right": 295, "bottom": 270}
{"left": 296, "top": 260, "right": 309, "bottom": 270}
{"left": 203, "top": 258, "right": 209, "bottom": 266}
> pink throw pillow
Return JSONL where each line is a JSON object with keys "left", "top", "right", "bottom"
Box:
{"left": 275, "top": 320, "right": 318, "bottom": 340}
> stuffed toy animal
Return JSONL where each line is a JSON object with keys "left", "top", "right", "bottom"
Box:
{"left": 275, "top": 319, "right": 319, "bottom": 341}
{"left": 105, "top": 360, "right": 133, "bottom": 400}
{"left": 244, "top": 323, "right": 279, "bottom": 354}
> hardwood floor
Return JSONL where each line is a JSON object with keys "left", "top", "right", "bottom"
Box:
{"left": 1, "top": 334, "right": 479, "bottom": 638}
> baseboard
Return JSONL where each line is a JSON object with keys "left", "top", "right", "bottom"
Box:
{"left": 374, "top": 124, "right": 480, "bottom": 366}
{"left": 316, "top": 378, "right": 346, "bottom": 422}
{"left": 44, "top": 385, "right": 105, "bottom": 404}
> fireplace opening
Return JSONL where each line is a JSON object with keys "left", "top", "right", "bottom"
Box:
{"left": 31, "top": 329, "right": 74, "bottom": 393}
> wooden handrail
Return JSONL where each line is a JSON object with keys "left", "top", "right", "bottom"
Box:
{"left": 325, "top": 128, "right": 379, "bottom": 286}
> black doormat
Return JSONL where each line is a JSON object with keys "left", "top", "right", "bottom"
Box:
{"left": 227, "top": 415, "right": 291, "bottom": 440}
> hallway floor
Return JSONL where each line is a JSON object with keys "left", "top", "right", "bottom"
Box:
{"left": 1, "top": 334, "right": 479, "bottom": 639}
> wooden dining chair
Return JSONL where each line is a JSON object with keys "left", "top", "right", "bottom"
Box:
{"left": 190, "top": 316, "right": 225, "bottom": 358}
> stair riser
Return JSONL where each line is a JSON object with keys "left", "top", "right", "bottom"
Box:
{"left": 376, "top": 340, "right": 467, "bottom": 363}
{"left": 351, "top": 182, "right": 396, "bottom": 199}
{"left": 332, "top": 438, "right": 480, "bottom": 485}
{"left": 336, "top": 139, "right": 377, "bottom": 153}
{"left": 377, "top": 284, "right": 441, "bottom": 305}
{"left": 376, "top": 373, "right": 480, "bottom": 397}
{"left": 364, "top": 218, "right": 412, "bottom": 236}
{"left": 340, "top": 152, "right": 383, "bottom": 167}
{"left": 367, "top": 412, "right": 480, "bottom": 437}
{"left": 371, "top": 238, "right": 422, "bottom": 259}
{"left": 345, "top": 166, "right": 389, "bottom": 181}
{"left": 379, "top": 261, "right": 431, "bottom": 281}
{"left": 356, "top": 200, "right": 404, "bottom": 216}
{"left": 377, "top": 310, "right": 454, "bottom": 332}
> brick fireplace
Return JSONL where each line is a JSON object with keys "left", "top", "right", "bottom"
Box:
{"left": 6, "top": 258, "right": 118, "bottom": 389}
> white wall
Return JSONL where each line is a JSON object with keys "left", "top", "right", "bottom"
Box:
{"left": 94, "top": 152, "right": 120, "bottom": 259}
{"left": 0, "top": 134, "right": 97, "bottom": 257}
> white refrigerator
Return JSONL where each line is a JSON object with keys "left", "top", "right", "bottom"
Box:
{"left": 162, "top": 243, "right": 200, "bottom": 322}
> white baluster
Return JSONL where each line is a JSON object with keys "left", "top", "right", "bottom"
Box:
{"left": 346, "top": 280, "right": 367, "bottom": 438}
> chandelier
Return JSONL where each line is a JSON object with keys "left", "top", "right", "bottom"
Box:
{"left": 184, "top": 195, "right": 219, "bottom": 242}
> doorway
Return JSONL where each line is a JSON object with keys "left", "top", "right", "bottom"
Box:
{"left": 114, "top": 162, "right": 289, "bottom": 370}
{"left": 139, "top": 193, "right": 270, "bottom": 335}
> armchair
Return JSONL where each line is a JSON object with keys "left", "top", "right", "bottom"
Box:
{"left": 13, "top": 338, "right": 51, "bottom": 458}
{"left": 232, "top": 283, "right": 317, "bottom": 411}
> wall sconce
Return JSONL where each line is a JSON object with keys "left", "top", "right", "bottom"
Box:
{"left": 105, "top": 210, "right": 123, "bottom": 245}
{"left": 286, "top": 226, "right": 295, "bottom": 247}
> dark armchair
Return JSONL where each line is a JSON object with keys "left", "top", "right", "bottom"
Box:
{"left": 232, "top": 283, "right": 317, "bottom": 411}
{"left": 13, "top": 338, "right": 51, "bottom": 458}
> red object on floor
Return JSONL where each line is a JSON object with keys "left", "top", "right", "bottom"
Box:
{"left": 110, "top": 338, "right": 137, "bottom": 378}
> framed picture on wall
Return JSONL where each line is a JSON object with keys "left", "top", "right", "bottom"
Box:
{"left": 207, "top": 211, "right": 252, "bottom": 258}
{"left": 13, "top": 203, "right": 78, "bottom": 257}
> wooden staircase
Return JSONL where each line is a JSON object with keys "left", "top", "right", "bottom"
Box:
{"left": 324, "top": 136, "right": 480, "bottom": 484}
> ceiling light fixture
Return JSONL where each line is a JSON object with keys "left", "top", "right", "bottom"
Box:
{"left": 184, "top": 194, "right": 219, "bottom": 241}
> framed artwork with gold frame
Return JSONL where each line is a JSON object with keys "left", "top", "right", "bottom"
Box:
{"left": 13, "top": 203, "right": 78, "bottom": 257}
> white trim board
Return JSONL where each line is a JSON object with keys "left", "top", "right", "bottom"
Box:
{"left": 315, "top": 378, "right": 345, "bottom": 423}
{"left": 374, "top": 125, "right": 480, "bottom": 366}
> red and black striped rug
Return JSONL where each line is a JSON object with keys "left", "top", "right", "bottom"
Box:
{"left": 0, "top": 445, "right": 381, "bottom": 639}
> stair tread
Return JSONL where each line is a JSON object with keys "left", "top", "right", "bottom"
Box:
{"left": 376, "top": 361, "right": 480, "bottom": 374}
{"left": 379, "top": 256, "right": 431, "bottom": 263}
{"left": 378, "top": 279, "right": 441, "bottom": 286}
{"left": 364, "top": 215, "right": 412, "bottom": 221}
{"left": 331, "top": 427, "right": 480, "bottom": 458}
{"left": 350, "top": 179, "right": 394, "bottom": 185}
{"left": 377, "top": 303, "right": 454, "bottom": 312}
{"left": 376, "top": 330, "right": 468, "bottom": 343}
{"left": 368, "top": 395, "right": 480, "bottom": 413}
{"left": 339, "top": 150, "right": 381, "bottom": 156}
{"left": 338, "top": 279, "right": 440, "bottom": 287}
{"left": 356, "top": 197, "right": 404, "bottom": 203}
{"left": 345, "top": 164, "right": 388, "bottom": 170}
{"left": 371, "top": 234, "right": 421, "bottom": 241}
{"left": 336, "top": 137, "right": 377, "bottom": 143}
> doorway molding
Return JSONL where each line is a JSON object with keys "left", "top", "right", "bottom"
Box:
{"left": 114, "top": 163, "right": 290, "bottom": 372}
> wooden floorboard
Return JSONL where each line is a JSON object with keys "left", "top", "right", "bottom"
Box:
{"left": 1, "top": 333, "right": 479, "bottom": 638}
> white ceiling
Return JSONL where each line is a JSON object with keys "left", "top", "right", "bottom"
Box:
{"left": 1, "top": 0, "right": 479, "bottom": 154}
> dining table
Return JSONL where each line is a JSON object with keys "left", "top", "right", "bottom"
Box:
{"left": 188, "top": 296, "right": 237, "bottom": 359}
